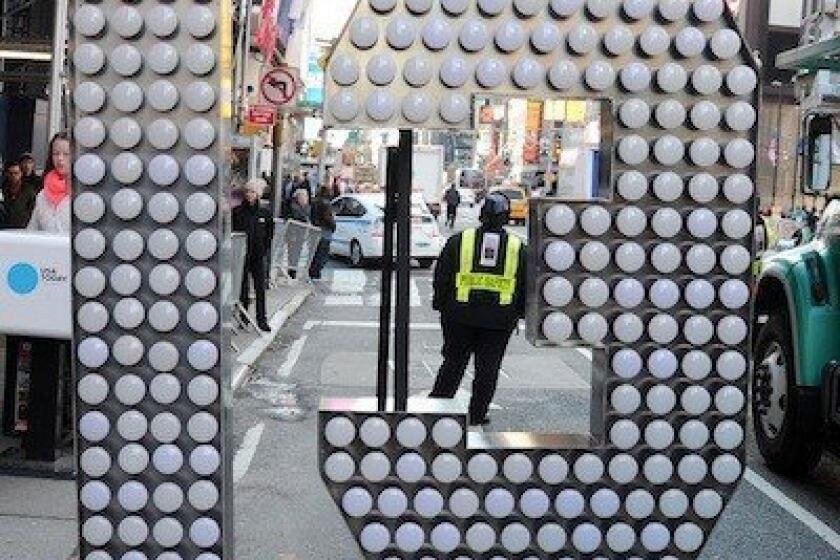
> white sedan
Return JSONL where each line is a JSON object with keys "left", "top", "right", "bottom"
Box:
{"left": 329, "top": 193, "right": 443, "bottom": 268}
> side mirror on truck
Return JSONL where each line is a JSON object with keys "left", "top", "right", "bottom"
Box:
{"left": 804, "top": 115, "right": 834, "bottom": 194}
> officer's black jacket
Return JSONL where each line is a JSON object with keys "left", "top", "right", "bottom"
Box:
{"left": 232, "top": 202, "right": 275, "bottom": 260}
{"left": 433, "top": 227, "right": 528, "bottom": 331}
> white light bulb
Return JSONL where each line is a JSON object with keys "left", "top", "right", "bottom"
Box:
{"left": 188, "top": 375, "right": 219, "bottom": 406}
{"left": 571, "top": 523, "right": 602, "bottom": 553}
{"left": 640, "top": 26, "right": 670, "bottom": 56}
{"left": 512, "top": 58, "right": 544, "bottom": 89}
{"left": 721, "top": 245, "right": 751, "bottom": 274}
{"left": 616, "top": 206, "right": 646, "bottom": 237}
{"left": 74, "top": 193, "right": 105, "bottom": 224}
{"left": 617, "top": 171, "right": 647, "bottom": 200}
{"left": 366, "top": 54, "right": 396, "bottom": 86}
{"left": 577, "top": 312, "right": 608, "bottom": 344}
{"left": 75, "top": 5, "right": 106, "bottom": 36}
{"left": 112, "top": 81, "right": 144, "bottom": 113}
{"left": 654, "top": 68, "right": 686, "bottom": 103}
{"left": 691, "top": 101, "right": 721, "bottom": 130}
{"left": 148, "top": 43, "right": 179, "bottom": 75}
{"left": 147, "top": 118, "right": 179, "bottom": 150}
{"left": 185, "top": 266, "right": 217, "bottom": 298}
{"left": 579, "top": 278, "right": 609, "bottom": 308}
{"left": 725, "top": 139, "right": 755, "bottom": 168}
{"left": 694, "top": 0, "right": 724, "bottom": 22}
{"left": 350, "top": 16, "right": 378, "bottom": 49}
{"left": 614, "top": 278, "right": 644, "bottom": 308}
{"left": 478, "top": 0, "right": 508, "bottom": 16}
{"left": 585, "top": 61, "right": 615, "bottom": 91}
{"left": 403, "top": 56, "right": 433, "bottom": 87}
{"left": 568, "top": 23, "right": 598, "bottom": 55}
{"left": 556, "top": 488, "right": 585, "bottom": 518}
{"left": 604, "top": 24, "right": 634, "bottom": 56}
{"left": 146, "top": 5, "right": 178, "bottom": 37}
{"left": 659, "top": 0, "right": 689, "bottom": 20}
{"left": 686, "top": 244, "right": 716, "bottom": 274}
{"left": 185, "top": 155, "right": 216, "bottom": 186}
{"left": 645, "top": 420, "right": 675, "bottom": 448}
{"left": 185, "top": 81, "right": 216, "bottom": 112}
{"left": 648, "top": 350, "right": 678, "bottom": 379}
{"left": 111, "top": 45, "right": 142, "bottom": 77}
{"left": 652, "top": 172, "right": 683, "bottom": 202}
{"left": 688, "top": 208, "right": 718, "bottom": 239}
{"left": 149, "top": 264, "right": 181, "bottom": 296}
{"left": 615, "top": 242, "right": 645, "bottom": 273}
{"left": 544, "top": 241, "right": 575, "bottom": 271}
{"left": 580, "top": 206, "right": 611, "bottom": 236}
{"left": 720, "top": 279, "right": 749, "bottom": 309}
{"left": 618, "top": 135, "right": 649, "bottom": 165}
{"left": 648, "top": 314, "right": 678, "bottom": 344}
{"left": 649, "top": 279, "right": 680, "bottom": 309}
{"left": 717, "top": 316, "right": 748, "bottom": 345}
{"left": 548, "top": 60, "right": 578, "bottom": 90}
{"left": 580, "top": 241, "right": 609, "bottom": 272}
{"left": 685, "top": 315, "right": 714, "bottom": 345}
{"left": 690, "top": 138, "right": 721, "bottom": 167}
{"left": 401, "top": 92, "right": 432, "bottom": 124}
{"left": 112, "top": 334, "right": 144, "bottom": 366}
{"left": 114, "top": 374, "right": 145, "bottom": 405}
{"left": 111, "top": 152, "right": 143, "bottom": 185}
{"left": 531, "top": 22, "right": 561, "bottom": 54}
{"left": 110, "top": 188, "right": 143, "bottom": 221}
{"left": 692, "top": 65, "right": 723, "bottom": 95}
{"left": 185, "top": 43, "right": 216, "bottom": 75}
{"left": 686, "top": 279, "right": 716, "bottom": 309}
{"left": 459, "top": 19, "right": 489, "bottom": 52}
{"left": 75, "top": 117, "right": 106, "bottom": 148}
{"left": 80, "top": 411, "right": 110, "bottom": 442}
{"left": 78, "top": 373, "right": 109, "bottom": 404}
{"left": 722, "top": 209, "right": 752, "bottom": 239}
{"left": 186, "top": 6, "right": 216, "bottom": 38}
{"left": 683, "top": 351, "right": 713, "bottom": 380}
{"left": 74, "top": 81, "right": 106, "bottom": 114}
{"left": 543, "top": 278, "right": 573, "bottom": 307}
{"left": 676, "top": 27, "right": 706, "bottom": 58}
{"left": 370, "top": 0, "right": 397, "bottom": 13}
{"left": 148, "top": 301, "right": 180, "bottom": 331}
{"left": 148, "top": 80, "right": 179, "bottom": 112}
{"left": 711, "top": 28, "right": 741, "bottom": 59}
{"left": 439, "top": 57, "right": 470, "bottom": 88}
{"left": 619, "top": 99, "right": 650, "bottom": 129}
{"left": 654, "top": 136, "right": 685, "bottom": 166}
{"left": 611, "top": 385, "right": 641, "bottom": 413}
{"left": 656, "top": 99, "right": 686, "bottom": 130}
{"left": 688, "top": 173, "right": 719, "bottom": 203}
{"left": 612, "top": 348, "right": 642, "bottom": 378}
{"left": 496, "top": 19, "right": 526, "bottom": 53}
{"left": 726, "top": 102, "right": 757, "bottom": 132}
{"left": 74, "top": 43, "right": 106, "bottom": 75}
{"left": 117, "top": 410, "right": 147, "bottom": 441}
{"left": 185, "top": 193, "right": 217, "bottom": 224}
{"left": 621, "top": 62, "right": 651, "bottom": 93}
{"left": 651, "top": 208, "right": 682, "bottom": 239}
{"left": 329, "top": 90, "right": 359, "bottom": 122}
{"left": 386, "top": 16, "right": 416, "bottom": 50}
{"left": 614, "top": 313, "right": 644, "bottom": 343}
{"left": 74, "top": 229, "right": 107, "bottom": 261}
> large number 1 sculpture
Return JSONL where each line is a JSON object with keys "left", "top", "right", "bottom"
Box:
{"left": 319, "top": 0, "right": 757, "bottom": 558}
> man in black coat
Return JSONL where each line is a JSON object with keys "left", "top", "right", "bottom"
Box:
{"left": 233, "top": 179, "right": 275, "bottom": 332}
{"left": 430, "top": 193, "right": 528, "bottom": 425}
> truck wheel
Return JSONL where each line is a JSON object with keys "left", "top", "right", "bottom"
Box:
{"left": 752, "top": 313, "right": 824, "bottom": 476}
{"left": 349, "top": 241, "right": 365, "bottom": 268}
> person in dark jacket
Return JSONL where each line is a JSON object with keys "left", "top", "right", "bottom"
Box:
{"left": 1, "top": 161, "right": 36, "bottom": 228}
{"left": 444, "top": 184, "right": 461, "bottom": 229}
{"left": 309, "top": 186, "right": 336, "bottom": 280}
{"left": 429, "top": 193, "right": 528, "bottom": 425}
{"left": 233, "top": 179, "right": 275, "bottom": 332}
{"left": 289, "top": 188, "right": 311, "bottom": 223}
{"left": 19, "top": 153, "right": 41, "bottom": 192}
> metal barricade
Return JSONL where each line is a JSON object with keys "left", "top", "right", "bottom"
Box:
{"left": 283, "top": 220, "right": 323, "bottom": 281}
{"left": 269, "top": 218, "right": 289, "bottom": 284}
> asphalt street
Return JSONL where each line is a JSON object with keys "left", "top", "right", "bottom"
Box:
{"left": 231, "top": 211, "right": 840, "bottom": 560}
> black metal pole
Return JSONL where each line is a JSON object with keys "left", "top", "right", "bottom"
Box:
{"left": 394, "top": 130, "right": 412, "bottom": 411}
{"left": 376, "top": 147, "right": 398, "bottom": 411}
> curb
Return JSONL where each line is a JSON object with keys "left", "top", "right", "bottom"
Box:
{"left": 231, "top": 288, "right": 311, "bottom": 391}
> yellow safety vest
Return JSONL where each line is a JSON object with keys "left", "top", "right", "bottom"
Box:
{"left": 456, "top": 229, "right": 522, "bottom": 306}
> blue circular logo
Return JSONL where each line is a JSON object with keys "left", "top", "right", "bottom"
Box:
{"left": 7, "top": 263, "right": 38, "bottom": 295}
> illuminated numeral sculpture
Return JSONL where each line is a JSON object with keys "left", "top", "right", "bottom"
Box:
{"left": 71, "top": 1, "right": 231, "bottom": 558}
{"left": 320, "top": 0, "right": 757, "bottom": 558}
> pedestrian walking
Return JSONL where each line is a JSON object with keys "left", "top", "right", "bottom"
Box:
{"left": 2, "top": 160, "right": 36, "bottom": 228}
{"left": 233, "top": 179, "right": 275, "bottom": 332}
{"left": 429, "top": 193, "right": 528, "bottom": 426}
{"left": 444, "top": 183, "right": 461, "bottom": 229}
{"left": 28, "top": 133, "right": 71, "bottom": 234}
{"left": 309, "top": 186, "right": 336, "bottom": 280}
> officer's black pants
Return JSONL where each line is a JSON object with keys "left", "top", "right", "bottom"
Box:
{"left": 240, "top": 256, "right": 267, "bottom": 323}
{"left": 446, "top": 207, "right": 457, "bottom": 228}
{"left": 430, "top": 318, "right": 513, "bottom": 422}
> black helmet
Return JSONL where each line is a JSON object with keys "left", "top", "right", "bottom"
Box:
{"left": 480, "top": 192, "right": 511, "bottom": 228}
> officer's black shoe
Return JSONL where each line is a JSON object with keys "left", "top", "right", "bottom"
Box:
{"left": 257, "top": 320, "right": 272, "bottom": 333}
{"left": 469, "top": 416, "right": 490, "bottom": 427}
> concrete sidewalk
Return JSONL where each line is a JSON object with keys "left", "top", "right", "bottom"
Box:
{"left": 0, "top": 281, "right": 312, "bottom": 560}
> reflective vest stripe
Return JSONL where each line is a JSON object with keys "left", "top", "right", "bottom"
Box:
{"left": 455, "top": 229, "right": 521, "bottom": 306}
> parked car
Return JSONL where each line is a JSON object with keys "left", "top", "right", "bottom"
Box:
{"left": 329, "top": 193, "right": 443, "bottom": 268}
{"left": 490, "top": 186, "right": 528, "bottom": 224}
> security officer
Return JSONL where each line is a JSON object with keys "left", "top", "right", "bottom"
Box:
{"left": 233, "top": 179, "right": 275, "bottom": 332}
{"left": 430, "top": 193, "right": 527, "bottom": 425}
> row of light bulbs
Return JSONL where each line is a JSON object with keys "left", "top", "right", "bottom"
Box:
{"left": 74, "top": 3, "right": 216, "bottom": 39}
{"left": 349, "top": 16, "right": 741, "bottom": 60}
{"left": 82, "top": 513, "right": 220, "bottom": 550}
{"left": 367, "top": 0, "right": 728, "bottom": 23}
{"left": 543, "top": 276, "right": 749, "bottom": 310}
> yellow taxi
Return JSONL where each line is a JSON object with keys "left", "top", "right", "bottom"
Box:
{"left": 490, "top": 186, "right": 528, "bottom": 224}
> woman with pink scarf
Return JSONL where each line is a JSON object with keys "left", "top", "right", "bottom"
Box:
{"left": 27, "top": 132, "right": 71, "bottom": 234}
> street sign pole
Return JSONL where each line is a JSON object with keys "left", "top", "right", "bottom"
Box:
{"left": 394, "top": 129, "right": 412, "bottom": 412}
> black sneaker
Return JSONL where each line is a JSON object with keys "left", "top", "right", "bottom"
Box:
{"left": 469, "top": 416, "right": 490, "bottom": 427}
{"left": 257, "top": 321, "right": 272, "bottom": 333}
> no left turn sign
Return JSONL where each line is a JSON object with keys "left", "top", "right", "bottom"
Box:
{"left": 260, "top": 67, "right": 299, "bottom": 107}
